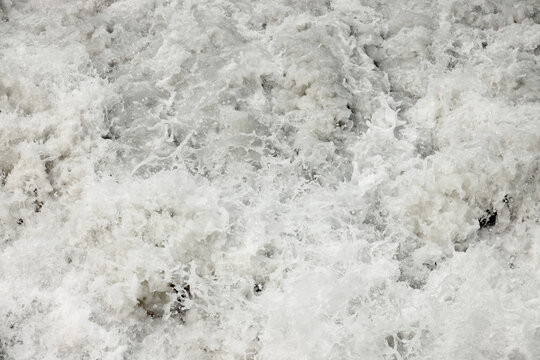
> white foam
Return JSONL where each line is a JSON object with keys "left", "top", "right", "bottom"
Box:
{"left": 0, "top": 0, "right": 539, "bottom": 358}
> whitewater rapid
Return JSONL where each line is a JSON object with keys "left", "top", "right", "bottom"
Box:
{"left": 0, "top": 0, "right": 539, "bottom": 359}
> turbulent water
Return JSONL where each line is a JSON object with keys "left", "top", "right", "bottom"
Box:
{"left": 0, "top": 0, "right": 539, "bottom": 359}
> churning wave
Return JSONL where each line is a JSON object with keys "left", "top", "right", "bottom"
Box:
{"left": 0, "top": 0, "right": 539, "bottom": 359}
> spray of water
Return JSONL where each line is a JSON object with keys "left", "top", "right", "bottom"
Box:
{"left": 0, "top": 0, "right": 539, "bottom": 359}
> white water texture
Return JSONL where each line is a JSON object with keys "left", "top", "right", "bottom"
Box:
{"left": 1, "top": 0, "right": 539, "bottom": 359}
